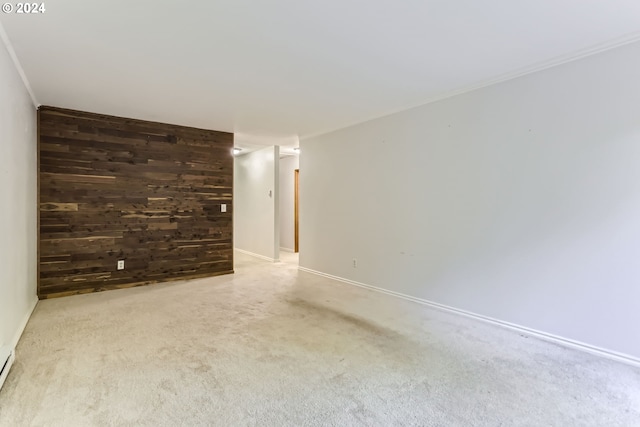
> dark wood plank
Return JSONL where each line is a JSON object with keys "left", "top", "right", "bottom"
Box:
{"left": 38, "top": 106, "right": 234, "bottom": 298}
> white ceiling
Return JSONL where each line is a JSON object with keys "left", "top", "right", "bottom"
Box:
{"left": 2, "top": 0, "right": 640, "bottom": 150}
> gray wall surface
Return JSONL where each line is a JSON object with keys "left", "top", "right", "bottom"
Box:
{"left": 300, "top": 41, "right": 640, "bottom": 359}
{"left": 0, "top": 35, "right": 37, "bottom": 355}
{"left": 234, "top": 146, "right": 280, "bottom": 261}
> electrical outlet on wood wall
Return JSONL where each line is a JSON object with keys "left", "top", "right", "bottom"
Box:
{"left": 38, "top": 106, "right": 235, "bottom": 299}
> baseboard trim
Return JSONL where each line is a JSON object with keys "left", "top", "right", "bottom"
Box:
{"left": 235, "top": 248, "right": 279, "bottom": 263}
{"left": 279, "top": 247, "right": 295, "bottom": 253}
{"left": 298, "top": 266, "right": 640, "bottom": 367}
{"left": 0, "top": 296, "right": 38, "bottom": 390}
{"left": 11, "top": 297, "right": 38, "bottom": 350}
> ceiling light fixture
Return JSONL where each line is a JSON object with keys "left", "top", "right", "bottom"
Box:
{"left": 233, "top": 148, "right": 242, "bottom": 155}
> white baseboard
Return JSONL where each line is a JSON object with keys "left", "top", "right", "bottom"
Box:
{"left": 298, "top": 266, "right": 640, "bottom": 367}
{"left": 279, "top": 247, "right": 295, "bottom": 253}
{"left": 235, "top": 248, "right": 279, "bottom": 263}
{"left": 10, "top": 296, "right": 38, "bottom": 350}
{"left": 0, "top": 296, "right": 37, "bottom": 390}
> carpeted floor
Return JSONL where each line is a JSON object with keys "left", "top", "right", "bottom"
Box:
{"left": 1, "top": 251, "right": 639, "bottom": 426}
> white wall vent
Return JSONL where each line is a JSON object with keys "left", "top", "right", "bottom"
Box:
{"left": 0, "top": 345, "right": 15, "bottom": 391}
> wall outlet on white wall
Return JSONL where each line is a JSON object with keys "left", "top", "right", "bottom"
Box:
{"left": 117, "top": 260, "right": 125, "bottom": 270}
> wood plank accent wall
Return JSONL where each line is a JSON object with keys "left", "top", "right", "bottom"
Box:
{"left": 38, "top": 106, "right": 234, "bottom": 299}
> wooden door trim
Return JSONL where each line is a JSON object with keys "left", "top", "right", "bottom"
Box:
{"left": 294, "top": 169, "right": 299, "bottom": 253}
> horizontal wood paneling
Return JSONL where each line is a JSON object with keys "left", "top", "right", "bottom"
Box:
{"left": 38, "top": 106, "right": 234, "bottom": 299}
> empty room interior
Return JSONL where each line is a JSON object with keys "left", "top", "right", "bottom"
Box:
{"left": 2, "top": 1, "right": 640, "bottom": 425}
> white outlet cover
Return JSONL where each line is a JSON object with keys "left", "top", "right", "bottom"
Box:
{"left": 117, "top": 260, "right": 125, "bottom": 270}
{"left": 221, "top": 204, "right": 227, "bottom": 212}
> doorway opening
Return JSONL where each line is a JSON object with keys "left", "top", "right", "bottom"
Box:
{"left": 276, "top": 154, "right": 299, "bottom": 265}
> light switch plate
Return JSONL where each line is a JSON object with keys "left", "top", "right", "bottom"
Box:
{"left": 221, "top": 204, "right": 227, "bottom": 212}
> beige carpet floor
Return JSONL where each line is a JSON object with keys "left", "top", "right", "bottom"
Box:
{"left": 1, "top": 251, "right": 639, "bottom": 426}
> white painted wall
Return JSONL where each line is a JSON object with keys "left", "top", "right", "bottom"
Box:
{"left": 279, "top": 155, "right": 299, "bottom": 252}
{"left": 234, "top": 146, "right": 280, "bottom": 261}
{"left": 0, "top": 32, "right": 37, "bottom": 361}
{"left": 300, "top": 41, "right": 640, "bottom": 360}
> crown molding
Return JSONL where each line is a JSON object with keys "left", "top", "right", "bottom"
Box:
{"left": 302, "top": 31, "right": 640, "bottom": 141}
{"left": 0, "top": 19, "right": 39, "bottom": 107}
